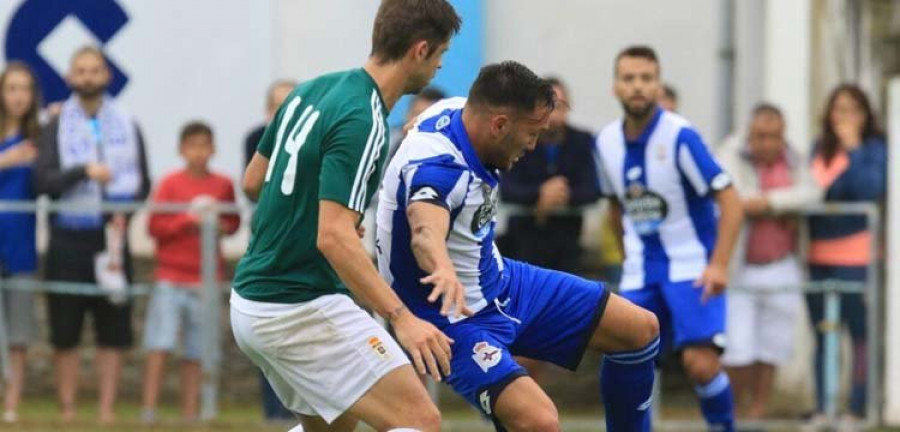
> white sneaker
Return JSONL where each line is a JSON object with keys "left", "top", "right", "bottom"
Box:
{"left": 2, "top": 410, "right": 17, "bottom": 423}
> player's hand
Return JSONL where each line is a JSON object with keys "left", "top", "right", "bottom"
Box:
{"left": 86, "top": 162, "right": 112, "bottom": 184}
{"left": 2, "top": 141, "right": 37, "bottom": 166}
{"left": 390, "top": 307, "right": 454, "bottom": 382}
{"left": 421, "top": 266, "right": 474, "bottom": 319}
{"left": 695, "top": 264, "right": 728, "bottom": 303}
{"left": 536, "top": 176, "right": 570, "bottom": 217}
{"left": 742, "top": 196, "right": 770, "bottom": 216}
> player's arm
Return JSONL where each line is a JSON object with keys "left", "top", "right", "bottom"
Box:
{"left": 242, "top": 152, "right": 268, "bottom": 202}
{"left": 676, "top": 128, "right": 745, "bottom": 300}
{"left": 317, "top": 111, "right": 454, "bottom": 381}
{"left": 317, "top": 201, "right": 452, "bottom": 381}
{"left": 408, "top": 201, "right": 474, "bottom": 318}
{"left": 702, "top": 185, "right": 743, "bottom": 300}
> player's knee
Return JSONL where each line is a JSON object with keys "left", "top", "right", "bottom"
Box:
{"left": 628, "top": 308, "right": 660, "bottom": 350}
{"left": 682, "top": 348, "right": 720, "bottom": 384}
{"left": 403, "top": 403, "right": 441, "bottom": 431}
{"left": 505, "top": 405, "right": 559, "bottom": 432}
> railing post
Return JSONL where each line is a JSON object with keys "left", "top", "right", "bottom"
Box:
{"left": 865, "top": 206, "right": 881, "bottom": 427}
{"left": 822, "top": 281, "right": 842, "bottom": 422}
{"left": 0, "top": 273, "right": 10, "bottom": 381}
{"left": 199, "top": 209, "right": 220, "bottom": 421}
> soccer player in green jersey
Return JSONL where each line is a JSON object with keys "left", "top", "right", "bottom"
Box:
{"left": 230, "top": 1, "right": 461, "bottom": 431}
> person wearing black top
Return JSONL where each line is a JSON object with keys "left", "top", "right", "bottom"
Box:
{"left": 499, "top": 77, "right": 601, "bottom": 274}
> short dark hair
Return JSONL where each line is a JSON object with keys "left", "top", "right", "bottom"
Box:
{"left": 615, "top": 45, "right": 660, "bottom": 75}
{"left": 752, "top": 102, "right": 783, "bottom": 119}
{"left": 371, "top": 0, "right": 462, "bottom": 64}
{"left": 661, "top": 84, "right": 678, "bottom": 102}
{"left": 180, "top": 121, "right": 214, "bottom": 144}
{"left": 70, "top": 45, "right": 107, "bottom": 68}
{"left": 467, "top": 61, "right": 556, "bottom": 115}
{"left": 414, "top": 86, "right": 446, "bottom": 103}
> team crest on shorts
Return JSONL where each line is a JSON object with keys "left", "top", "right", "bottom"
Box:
{"left": 368, "top": 337, "right": 391, "bottom": 361}
{"left": 472, "top": 341, "right": 502, "bottom": 372}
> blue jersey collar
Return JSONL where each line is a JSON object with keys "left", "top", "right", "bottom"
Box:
{"left": 449, "top": 109, "right": 499, "bottom": 187}
{"left": 623, "top": 106, "right": 663, "bottom": 144}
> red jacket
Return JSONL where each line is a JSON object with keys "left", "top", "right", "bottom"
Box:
{"left": 148, "top": 169, "right": 240, "bottom": 284}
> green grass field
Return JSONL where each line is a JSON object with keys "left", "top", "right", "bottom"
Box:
{"left": 2, "top": 399, "right": 899, "bottom": 431}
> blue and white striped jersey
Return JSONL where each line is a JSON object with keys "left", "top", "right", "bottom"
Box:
{"left": 594, "top": 108, "right": 731, "bottom": 291}
{"left": 376, "top": 98, "right": 505, "bottom": 324}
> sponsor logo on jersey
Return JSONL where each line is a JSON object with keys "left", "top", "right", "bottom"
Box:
{"left": 368, "top": 337, "right": 390, "bottom": 361}
{"left": 472, "top": 341, "right": 502, "bottom": 373}
{"left": 624, "top": 182, "right": 669, "bottom": 236}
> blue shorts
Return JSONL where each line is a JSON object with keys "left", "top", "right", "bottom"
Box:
{"left": 442, "top": 259, "right": 608, "bottom": 416}
{"left": 621, "top": 280, "right": 726, "bottom": 353}
{"left": 143, "top": 282, "right": 205, "bottom": 361}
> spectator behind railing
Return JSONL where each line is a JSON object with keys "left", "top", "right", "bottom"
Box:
{"left": 141, "top": 121, "right": 240, "bottom": 424}
{"left": 804, "top": 84, "right": 887, "bottom": 429}
{"left": 32, "top": 46, "right": 151, "bottom": 424}
{"left": 499, "top": 77, "right": 600, "bottom": 274}
{"left": 0, "top": 61, "right": 42, "bottom": 424}
{"left": 243, "top": 80, "right": 296, "bottom": 168}
{"left": 716, "top": 103, "right": 823, "bottom": 420}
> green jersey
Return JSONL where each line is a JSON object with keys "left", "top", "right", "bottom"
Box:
{"left": 234, "top": 69, "right": 390, "bottom": 303}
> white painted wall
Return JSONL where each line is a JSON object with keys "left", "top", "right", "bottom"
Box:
{"left": 885, "top": 77, "right": 900, "bottom": 426}
{"left": 764, "top": 0, "right": 813, "bottom": 156}
{"left": 483, "top": 0, "right": 721, "bottom": 142}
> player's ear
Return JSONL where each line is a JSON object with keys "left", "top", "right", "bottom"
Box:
{"left": 411, "top": 40, "right": 430, "bottom": 62}
{"left": 491, "top": 114, "right": 509, "bottom": 136}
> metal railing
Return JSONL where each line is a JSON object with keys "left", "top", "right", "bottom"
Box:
{"left": 0, "top": 198, "right": 885, "bottom": 428}
{"left": 503, "top": 201, "right": 883, "bottom": 430}
{"left": 0, "top": 198, "right": 241, "bottom": 421}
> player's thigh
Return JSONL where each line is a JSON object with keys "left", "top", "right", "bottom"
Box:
{"left": 347, "top": 365, "right": 440, "bottom": 431}
{"left": 502, "top": 260, "right": 608, "bottom": 369}
{"left": 661, "top": 281, "right": 726, "bottom": 351}
{"left": 231, "top": 294, "right": 411, "bottom": 424}
{"left": 493, "top": 376, "right": 560, "bottom": 432}
{"left": 588, "top": 292, "right": 660, "bottom": 353}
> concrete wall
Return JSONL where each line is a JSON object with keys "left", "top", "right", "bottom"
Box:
{"left": 483, "top": 0, "right": 722, "bottom": 141}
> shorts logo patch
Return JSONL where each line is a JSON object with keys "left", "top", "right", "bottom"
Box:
{"left": 368, "top": 337, "right": 390, "bottom": 361}
{"left": 472, "top": 341, "right": 501, "bottom": 373}
{"left": 479, "top": 390, "right": 492, "bottom": 414}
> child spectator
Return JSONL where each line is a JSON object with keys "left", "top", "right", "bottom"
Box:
{"left": 141, "top": 121, "right": 239, "bottom": 423}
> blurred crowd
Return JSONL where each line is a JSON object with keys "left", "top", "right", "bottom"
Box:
{"left": 0, "top": 44, "right": 888, "bottom": 427}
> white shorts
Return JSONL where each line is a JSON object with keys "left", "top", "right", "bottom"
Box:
{"left": 722, "top": 256, "right": 803, "bottom": 367}
{"left": 230, "top": 290, "right": 409, "bottom": 423}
